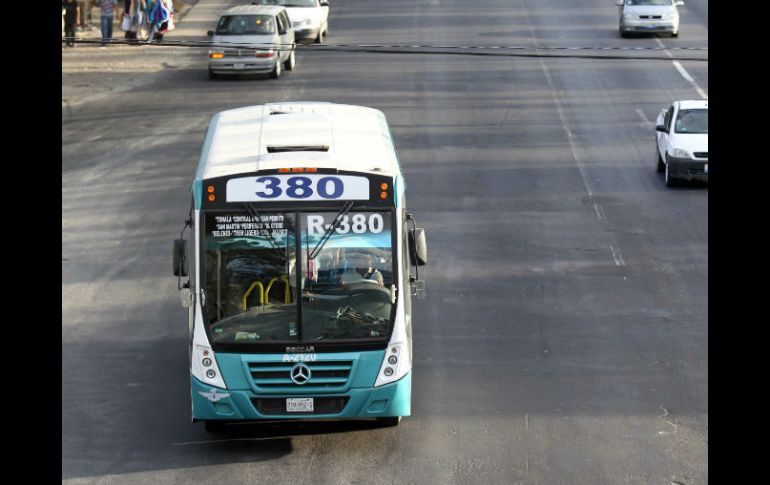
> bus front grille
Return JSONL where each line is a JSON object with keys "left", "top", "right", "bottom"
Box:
{"left": 252, "top": 397, "right": 350, "bottom": 415}
{"left": 246, "top": 360, "right": 354, "bottom": 390}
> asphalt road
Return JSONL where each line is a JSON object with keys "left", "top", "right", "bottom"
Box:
{"left": 62, "top": 0, "right": 708, "bottom": 483}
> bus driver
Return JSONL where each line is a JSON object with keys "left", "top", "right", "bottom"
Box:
{"left": 340, "top": 252, "right": 384, "bottom": 286}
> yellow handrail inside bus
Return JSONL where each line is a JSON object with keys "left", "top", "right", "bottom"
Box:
{"left": 265, "top": 275, "right": 291, "bottom": 304}
{"left": 241, "top": 281, "right": 264, "bottom": 310}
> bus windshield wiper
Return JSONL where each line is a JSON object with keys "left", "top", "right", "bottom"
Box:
{"left": 243, "top": 204, "right": 286, "bottom": 258}
{"left": 308, "top": 201, "right": 354, "bottom": 260}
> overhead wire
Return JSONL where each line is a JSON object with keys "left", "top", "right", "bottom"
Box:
{"left": 61, "top": 38, "right": 708, "bottom": 62}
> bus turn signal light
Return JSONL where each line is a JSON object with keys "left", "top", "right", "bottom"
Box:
{"left": 380, "top": 183, "right": 388, "bottom": 190}
{"left": 278, "top": 168, "right": 318, "bottom": 173}
{"left": 207, "top": 185, "right": 215, "bottom": 193}
{"left": 209, "top": 53, "right": 224, "bottom": 59}
{"left": 380, "top": 191, "right": 388, "bottom": 199}
{"left": 208, "top": 194, "right": 216, "bottom": 202}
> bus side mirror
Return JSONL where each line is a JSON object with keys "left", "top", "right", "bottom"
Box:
{"left": 655, "top": 124, "right": 667, "bottom": 133}
{"left": 409, "top": 228, "right": 427, "bottom": 266}
{"left": 173, "top": 239, "right": 188, "bottom": 277}
{"left": 207, "top": 30, "right": 214, "bottom": 37}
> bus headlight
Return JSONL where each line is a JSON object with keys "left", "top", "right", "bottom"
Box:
{"left": 374, "top": 342, "right": 410, "bottom": 387}
{"left": 192, "top": 344, "right": 227, "bottom": 389}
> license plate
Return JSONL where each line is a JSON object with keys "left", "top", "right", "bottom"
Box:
{"left": 286, "top": 398, "right": 314, "bottom": 413}
{"left": 704, "top": 164, "right": 708, "bottom": 174}
{"left": 233, "top": 63, "right": 245, "bottom": 70}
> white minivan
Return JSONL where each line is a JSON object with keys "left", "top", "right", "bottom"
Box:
{"left": 207, "top": 5, "right": 296, "bottom": 79}
{"left": 251, "top": 0, "right": 330, "bottom": 43}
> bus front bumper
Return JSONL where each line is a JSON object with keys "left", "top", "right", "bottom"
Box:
{"left": 191, "top": 373, "right": 411, "bottom": 421}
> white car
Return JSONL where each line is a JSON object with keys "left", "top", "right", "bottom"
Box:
{"left": 207, "top": 5, "right": 296, "bottom": 80}
{"left": 251, "top": 0, "right": 330, "bottom": 43}
{"left": 655, "top": 100, "right": 708, "bottom": 187}
{"left": 616, "top": 0, "right": 684, "bottom": 38}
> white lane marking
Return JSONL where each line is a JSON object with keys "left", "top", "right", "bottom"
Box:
{"left": 610, "top": 245, "right": 626, "bottom": 267}
{"left": 539, "top": 60, "right": 595, "bottom": 199}
{"left": 656, "top": 38, "right": 708, "bottom": 99}
{"left": 654, "top": 38, "right": 673, "bottom": 58}
{"left": 672, "top": 61, "right": 708, "bottom": 99}
{"left": 593, "top": 202, "right": 605, "bottom": 220}
{"left": 516, "top": 0, "right": 596, "bottom": 200}
{"left": 635, "top": 108, "right": 652, "bottom": 125}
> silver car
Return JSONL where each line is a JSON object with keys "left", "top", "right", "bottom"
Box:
{"left": 207, "top": 5, "right": 296, "bottom": 79}
{"left": 616, "top": 0, "right": 684, "bottom": 38}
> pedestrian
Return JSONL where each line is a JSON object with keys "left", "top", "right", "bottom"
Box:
{"left": 122, "top": 0, "right": 134, "bottom": 40}
{"left": 129, "top": 0, "right": 147, "bottom": 42}
{"left": 97, "top": 0, "right": 118, "bottom": 46}
{"left": 145, "top": 0, "right": 171, "bottom": 42}
{"left": 62, "top": 0, "right": 80, "bottom": 47}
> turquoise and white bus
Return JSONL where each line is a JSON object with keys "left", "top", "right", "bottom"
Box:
{"left": 173, "top": 102, "right": 427, "bottom": 429}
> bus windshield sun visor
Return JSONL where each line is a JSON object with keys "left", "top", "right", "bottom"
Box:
{"left": 266, "top": 146, "right": 330, "bottom": 153}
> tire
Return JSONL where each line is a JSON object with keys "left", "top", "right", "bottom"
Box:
{"left": 377, "top": 416, "right": 402, "bottom": 427}
{"left": 208, "top": 69, "right": 219, "bottom": 80}
{"left": 664, "top": 156, "right": 677, "bottom": 187}
{"left": 284, "top": 48, "right": 296, "bottom": 71}
{"left": 620, "top": 30, "right": 628, "bottom": 38}
{"left": 671, "top": 31, "right": 679, "bottom": 38}
{"left": 204, "top": 420, "right": 227, "bottom": 432}
{"left": 656, "top": 144, "right": 665, "bottom": 173}
{"left": 271, "top": 58, "right": 282, "bottom": 79}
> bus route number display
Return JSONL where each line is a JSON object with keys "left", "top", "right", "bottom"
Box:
{"left": 227, "top": 175, "right": 370, "bottom": 202}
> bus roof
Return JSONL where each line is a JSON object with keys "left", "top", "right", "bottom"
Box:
{"left": 194, "top": 102, "right": 403, "bottom": 183}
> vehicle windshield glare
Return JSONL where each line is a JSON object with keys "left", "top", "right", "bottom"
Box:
{"left": 674, "top": 109, "right": 708, "bottom": 134}
{"left": 203, "top": 210, "right": 395, "bottom": 344}
{"left": 215, "top": 15, "right": 276, "bottom": 35}
{"left": 300, "top": 211, "right": 394, "bottom": 341}
{"left": 625, "top": 0, "right": 672, "bottom": 5}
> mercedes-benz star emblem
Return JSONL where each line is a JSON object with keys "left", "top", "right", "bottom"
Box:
{"left": 290, "top": 364, "right": 311, "bottom": 385}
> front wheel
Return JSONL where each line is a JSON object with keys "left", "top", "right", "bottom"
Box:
{"left": 271, "top": 58, "right": 282, "bottom": 79}
{"left": 656, "top": 144, "right": 665, "bottom": 173}
{"left": 284, "top": 48, "right": 296, "bottom": 71}
{"left": 377, "top": 416, "right": 402, "bottom": 427}
{"left": 664, "top": 156, "right": 677, "bottom": 187}
{"left": 671, "top": 31, "right": 679, "bottom": 38}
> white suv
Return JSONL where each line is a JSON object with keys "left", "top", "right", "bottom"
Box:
{"left": 616, "top": 0, "right": 684, "bottom": 38}
{"left": 251, "top": 0, "right": 330, "bottom": 43}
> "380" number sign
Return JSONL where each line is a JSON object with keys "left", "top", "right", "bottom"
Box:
{"left": 226, "top": 175, "right": 371, "bottom": 202}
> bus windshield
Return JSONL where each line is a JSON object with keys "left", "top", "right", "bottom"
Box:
{"left": 202, "top": 210, "right": 394, "bottom": 344}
